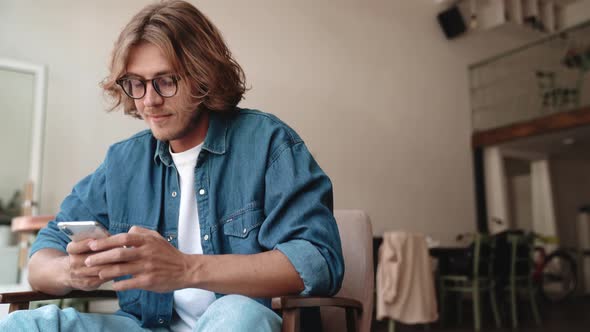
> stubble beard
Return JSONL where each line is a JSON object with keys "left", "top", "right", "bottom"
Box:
{"left": 150, "top": 107, "right": 203, "bottom": 142}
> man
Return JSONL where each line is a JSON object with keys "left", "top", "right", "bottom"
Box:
{"left": 0, "top": 1, "right": 344, "bottom": 331}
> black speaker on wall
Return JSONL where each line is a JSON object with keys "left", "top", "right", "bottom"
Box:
{"left": 437, "top": 5, "right": 467, "bottom": 39}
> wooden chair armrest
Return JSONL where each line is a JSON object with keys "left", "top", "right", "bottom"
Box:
{"left": 272, "top": 295, "right": 362, "bottom": 311}
{"left": 272, "top": 296, "right": 362, "bottom": 332}
{"left": 0, "top": 290, "right": 117, "bottom": 312}
{"left": 11, "top": 215, "right": 55, "bottom": 233}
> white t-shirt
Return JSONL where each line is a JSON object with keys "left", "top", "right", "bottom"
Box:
{"left": 169, "top": 143, "right": 216, "bottom": 332}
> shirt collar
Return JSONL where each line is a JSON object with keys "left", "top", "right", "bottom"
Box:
{"left": 153, "top": 110, "right": 230, "bottom": 166}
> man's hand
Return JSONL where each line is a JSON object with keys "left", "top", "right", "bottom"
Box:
{"left": 65, "top": 239, "right": 106, "bottom": 291}
{"left": 85, "top": 226, "right": 191, "bottom": 293}
{"left": 83, "top": 226, "right": 304, "bottom": 298}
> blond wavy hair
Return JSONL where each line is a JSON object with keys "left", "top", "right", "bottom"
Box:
{"left": 101, "top": 0, "right": 246, "bottom": 118}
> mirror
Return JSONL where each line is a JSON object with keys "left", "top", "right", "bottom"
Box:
{"left": 0, "top": 59, "right": 47, "bottom": 226}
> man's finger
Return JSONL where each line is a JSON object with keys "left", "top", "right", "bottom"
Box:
{"left": 89, "top": 232, "right": 144, "bottom": 251}
{"left": 85, "top": 247, "right": 140, "bottom": 267}
{"left": 66, "top": 239, "right": 94, "bottom": 254}
{"left": 71, "top": 265, "right": 102, "bottom": 278}
{"left": 71, "top": 277, "right": 103, "bottom": 291}
{"left": 111, "top": 278, "right": 136, "bottom": 291}
{"left": 129, "top": 226, "right": 159, "bottom": 237}
{"left": 98, "top": 262, "right": 144, "bottom": 281}
{"left": 111, "top": 274, "right": 152, "bottom": 291}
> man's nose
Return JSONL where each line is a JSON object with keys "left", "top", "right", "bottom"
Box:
{"left": 143, "top": 82, "right": 163, "bottom": 107}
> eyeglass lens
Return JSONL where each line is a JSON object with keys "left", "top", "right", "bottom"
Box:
{"left": 120, "top": 76, "right": 177, "bottom": 99}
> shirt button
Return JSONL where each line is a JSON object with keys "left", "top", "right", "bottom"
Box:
{"left": 158, "top": 318, "right": 164, "bottom": 324}
{"left": 199, "top": 189, "right": 206, "bottom": 195}
{"left": 203, "top": 234, "right": 209, "bottom": 241}
{"left": 171, "top": 191, "right": 177, "bottom": 198}
{"left": 243, "top": 228, "right": 247, "bottom": 234}
{"left": 167, "top": 236, "right": 173, "bottom": 242}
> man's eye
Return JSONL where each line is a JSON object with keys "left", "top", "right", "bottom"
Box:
{"left": 131, "top": 80, "right": 144, "bottom": 89}
{"left": 157, "top": 77, "right": 174, "bottom": 87}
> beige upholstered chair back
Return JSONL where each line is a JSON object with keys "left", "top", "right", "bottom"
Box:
{"left": 321, "top": 210, "right": 374, "bottom": 332}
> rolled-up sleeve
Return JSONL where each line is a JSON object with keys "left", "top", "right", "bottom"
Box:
{"left": 30, "top": 161, "right": 109, "bottom": 258}
{"left": 275, "top": 239, "right": 332, "bottom": 295}
{"left": 261, "top": 141, "right": 345, "bottom": 296}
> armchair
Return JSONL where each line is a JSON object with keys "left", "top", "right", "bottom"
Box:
{"left": 1, "top": 209, "right": 374, "bottom": 332}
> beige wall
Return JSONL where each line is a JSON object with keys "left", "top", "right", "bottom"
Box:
{"left": 509, "top": 174, "right": 533, "bottom": 231}
{"left": 550, "top": 158, "right": 590, "bottom": 248}
{"left": 0, "top": 0, "right": 552, "bottom": 242}
{"left": 505, "top": 158, "right": 533, "bottom": 230}
{"left": 563, "top": 0, "right": 590, "bottom": 28}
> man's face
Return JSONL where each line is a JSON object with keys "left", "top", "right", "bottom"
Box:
{"left": 126, "top": 42, "right": 200, "bottom": 143}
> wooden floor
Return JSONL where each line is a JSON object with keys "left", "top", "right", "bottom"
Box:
{"left": 372, "top": 296, "right": 590, "bottom": 332}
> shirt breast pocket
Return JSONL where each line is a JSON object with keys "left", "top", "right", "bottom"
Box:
{"left": 222, "top": 205, "right": 264, "bottom": 254}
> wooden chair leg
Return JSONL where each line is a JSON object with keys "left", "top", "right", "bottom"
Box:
{"left": 529, "top": 283, "right": 541, "bottom": 326}
{"left": 510, "top": 282, "right": 518, "bottom": 329}
{"left": 456, "top": 293, "right": 463, "bottom": 325}
{"left": 439, "top": 285, "right": 446, "bottom": 325}
{"left": 9, "top": 302, "right": 30, "bottom": 313}
{"left": 345, "top": 307, "right": 357, "bottom": 332}
{"left": 281, "top": 308, "right": 300, "bottom": 332}
{"left": 490, "top": 288, "right": 502, "bottom": 328}
{"left": 388, "top": 319, "right": 395, "bottom": 332}
{"left": 473, "top": 287, "right": 481, "bottom": 331}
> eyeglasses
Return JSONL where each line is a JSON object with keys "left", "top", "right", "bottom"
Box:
{"left": 116, "top": 75, "right": 181, "bottom": 99}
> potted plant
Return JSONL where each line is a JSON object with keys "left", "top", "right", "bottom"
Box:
{"left": 0, "top": 190, "right": 22, "bottom": 246}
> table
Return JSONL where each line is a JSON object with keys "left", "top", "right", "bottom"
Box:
{"left": 429, "top": 245, "right": 471, "bottom": 275}
{"left": 373, "top": 236, "right": 471, "bottom": 275}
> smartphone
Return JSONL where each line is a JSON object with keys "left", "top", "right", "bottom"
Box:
{"left": 57, "top": 221, "right": 110, "bottom": 241}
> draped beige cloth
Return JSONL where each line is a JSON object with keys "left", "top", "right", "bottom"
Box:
{"left": 376, "top": 232, "right": 438, "bottom": 324}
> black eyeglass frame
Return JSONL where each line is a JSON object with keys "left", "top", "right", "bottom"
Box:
{"left": 116, "top": 75, "right": 182, "bottom": 99}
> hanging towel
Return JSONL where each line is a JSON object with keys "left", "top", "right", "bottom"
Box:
{"left": 376, "top": 232, "right": 438, "bottom": 324}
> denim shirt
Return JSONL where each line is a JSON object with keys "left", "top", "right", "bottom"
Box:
{"left": 30, "top": 108, "right": 344, "bottom": 328}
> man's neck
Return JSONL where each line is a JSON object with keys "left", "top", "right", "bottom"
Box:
{"left": 169, "top": 111, "right": 210, "bottom": 153}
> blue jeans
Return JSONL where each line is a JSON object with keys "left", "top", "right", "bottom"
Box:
{"left": 0, "top": 294, "right": 282, "bottom": 332}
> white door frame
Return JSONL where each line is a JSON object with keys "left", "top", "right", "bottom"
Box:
{"left": 483, "top": 146, "right": 556, "bottom": 237}
{"left": 0, "top": 58, "right": 48, "bottom": 215}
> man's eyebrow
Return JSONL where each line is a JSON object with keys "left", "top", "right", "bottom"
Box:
{"left": 124, "top": 70, "right": 174, "bottom": 79}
